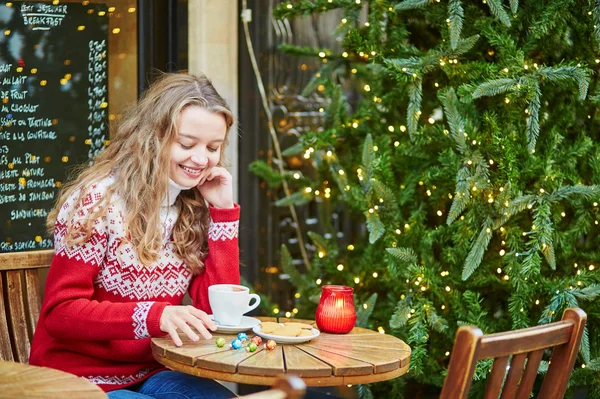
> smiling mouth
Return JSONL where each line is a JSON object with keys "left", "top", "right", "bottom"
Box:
{"left": 179, "top": 164, "right": 203, "bottom": 176}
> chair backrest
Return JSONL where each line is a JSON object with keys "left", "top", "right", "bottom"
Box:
{"left": 237, "top": 375, "right": 306, "bottom": 399}
{"left": 440, "top": 308, "right": 586, "bottom": 399}
{"left": 0, "top": 251, "right": 53, "bottom": 363}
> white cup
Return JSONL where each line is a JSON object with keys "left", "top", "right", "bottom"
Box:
{"left": 208, "top": 284, "right": 261, "bottom": 326}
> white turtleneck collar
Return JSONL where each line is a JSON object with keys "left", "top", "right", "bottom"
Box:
{"left": 162, "top": 178, "right": 194, "bottom": 207}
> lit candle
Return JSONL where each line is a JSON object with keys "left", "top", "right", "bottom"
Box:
{"left": 315, "top": 285, "right": 356, "bottom": 334}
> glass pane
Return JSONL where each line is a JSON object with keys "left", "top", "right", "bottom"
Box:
{"left": 0, "top": 0, "right": 137, "bottom": 253}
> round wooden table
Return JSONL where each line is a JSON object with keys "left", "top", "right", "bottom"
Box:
{"left": 151, "top": 317, "right": 411, "bottom": 386}
{"left": 0, "top": 360, "right": 107, "bottom": 398}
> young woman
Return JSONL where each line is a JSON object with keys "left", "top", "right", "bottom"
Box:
{"left": 30, "top": 73, "right": 239, "bottom": 398}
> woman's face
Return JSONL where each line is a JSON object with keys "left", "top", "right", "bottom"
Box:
{"left": 170, "top": 106, "right": 227, "bottom": 187}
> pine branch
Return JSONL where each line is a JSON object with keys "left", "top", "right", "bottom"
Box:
{"left": 472, "top": 151, "right": 491, "bottom": 188}
{"left": 280, "top": 245, "right": 308, "bottom": 291}
{"left": 534, "top": 200, "right": 555, "bottom": 269}
{"left": 540, "top": 242, "right": 556, "bottom": 270}
{"left": 549, "top": 185, "right": 599, "bottom": 201}
{"left": 462, "top": 218, "right": 494, "bottom": 280}
{"left": 370, "top": 179, "right": 400, "bottom": 212}
{"left": 448, "top": 0, "right": 464, "bottom": 50}
{"left": 526, "top": 81, "right": 542, "bottom": 153}
{"left": 355, "top": 293, "right": 378, "bottom": 328}
{"left": 439, "top": 88, "right": 468, "bottom": 154}
{"left": 384, "top": 56, "right": 425, "bottom": 72}
{"left": 539, "top": 291, "right": 577, "bottom": 324}
{"left": 571, "top": 284, "right": 600, "bottom": 300}
{"left": 395, "top": 0, "right": 436, "bottom": 11}
{"left": 581, "top": 326, "right": 591, "bottom": 364}
{"left": 457, "top": 291, "right": 490, "bottom": 330}
{"left": 528, "top": 0, "right": 575, "bottom": 41}
{"left": 448, "top": 35, "right": 480, "bottom": 56}
{"left": 478, "top": 24, "right": 524, "bottom": 65}
{"left": 406, "top": 316, "right": 429, "bottom": 376}
{"left": 408, "top": 77, "right": 423, "bottom": 140}
{"left": 356, "top": 384, "right": 374, "bottom": 399}
{"left": 508, "top": 292, "right": 531, "bottom": 329}
{"left": 362, "top": 134, "right": 374, "bottom": 174}
{"left": 248, "top": 160, "right": 285, "bottom": 188}
{"left": 330, "top": 86, "right": 345, "bottom": 130}
{"left": 486, "top": 0, "right": 512, "bottom": 27}
{"left": 275, "top": 191, "right": 312, "bottom": 207}
{"left": 366, "top": 211, "right": 385, "bottom": 244}
{"left": 594, "top": 1, "right": 600, "bottom": 51}
{"left": 390, "top": 296, "right": 412, "bottom": 329}
{"left": 536, "top": 65, "right": 590, "bottom": 100}
{"left": 447, "top": 167, "right": 472, "bottom": 224}
{"left": 522, "top": 250, "right": 542, "bottom": 278}
{"left": 386, "top": 247, "right": 419, "bottom": 264}
{"left": 425, "top": 304, "right": 449, "bottom": 333}
{"left": 472, "top": 78, "right": 517, "bottom": 98}
{"left": 493, "top": 194, "right": 536, "bottom": 229}
{"left": 281, "top": 142, "right": 304, "bottom": 157}
{"left": 301, "top": 62, "right": 336, "bottom": 97}
{"left": 509, "top": 0, "right": 519, "bottom": 13}
{"left": 278, "top": 43, "right": 331, "bottom": 58}
{"left": 307, "top": 231, "right": 335, "bottom": 257}
{"left": 328, "top": 160, "right": 351, "bottom": 195}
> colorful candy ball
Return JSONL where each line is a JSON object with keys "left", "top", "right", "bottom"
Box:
{"left": 265, "top": 339, "right": 277, "bottom": 350}
{"left": 215, "top": 337, "right": 226, "bottom": 348}
{"left": 237, "top": 332, "right": 248, "bottom": 342}
{"left": 251, "top": 335, "right": 262, "bottom": 346}
{"left": 245, "top": 342, "right": 258, "bottom": 352}
{"left": 230, "top": 339, "right": 243, "bottom": 349}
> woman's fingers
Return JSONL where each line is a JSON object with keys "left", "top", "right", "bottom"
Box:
{"left": 166, "top": 323, "right": 183, "bottom": 347}
{"left": 201, "top": 167, "right": 231, "bottom": 186}
{"left": 188, "top": 306, "right": 217, "bottom": 331}
{"left": 160, "top": 305, "right": 216, "bottom": 346}
{"left": 179, "top": 310, "right": 212, "bottom": 340}
{"left": 173, "top": 315, "right": 201, "bottom": 342}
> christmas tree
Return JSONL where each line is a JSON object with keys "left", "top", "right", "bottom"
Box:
{"left": 249, "top": 0, "right": 600, "bottom": 397}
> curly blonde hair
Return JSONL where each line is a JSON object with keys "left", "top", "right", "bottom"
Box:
{"left": 47, "top": 72, "right": 234, "bottom": 274}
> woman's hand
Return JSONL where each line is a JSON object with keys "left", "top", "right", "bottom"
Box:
{"left": 159, "top": 305, "right": 217, "bottom": 346}
{"left": 197, "top": 166, "right": 234, "bottom": 209}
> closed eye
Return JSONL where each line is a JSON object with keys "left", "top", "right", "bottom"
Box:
{"left": 208, "top": 147, "right": 220, "bottom": 153}
{"left": 180, "top": 143, "right": 193, "bottom": 150}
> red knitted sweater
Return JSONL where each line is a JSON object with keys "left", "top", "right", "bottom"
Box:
{"left": 29, "top": 177, "right": 241, "bottom": 392}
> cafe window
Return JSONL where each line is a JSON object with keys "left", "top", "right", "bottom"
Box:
{"left": 0, "top": 0, "right": 186, "bottom": 253}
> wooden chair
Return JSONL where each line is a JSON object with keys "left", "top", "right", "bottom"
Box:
{"left": 237, "top": 375, "right": 306, "bottom": 399}
{"left": 0, "top": 251, "right": 53, "bottom": 363}
{"left": 440, "top": 307, "right": 586, "bottom": 399}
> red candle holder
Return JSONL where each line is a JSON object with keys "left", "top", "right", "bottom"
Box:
{"left": 315, "top": 285, "right": 356, "bottom": 334}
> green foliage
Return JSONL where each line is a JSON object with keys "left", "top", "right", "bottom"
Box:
{"left": 356, "top": 293, "right": 377, "bottom": 328}
{"left": 256, "top": 1, "right": 600, "bottom": 397}
{"left": 248, "top": 160, "right": 284, "bottom": 188}
{"left": 448, "top": 0, "right": 464, "bottom": 50}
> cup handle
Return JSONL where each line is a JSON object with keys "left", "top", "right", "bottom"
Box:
{"left": 246, "top": 294, "right": 261, "bottom": 313}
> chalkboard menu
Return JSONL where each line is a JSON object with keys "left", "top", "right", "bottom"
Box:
{"left": 0, "top": 1, "right": 108, "bottom": 253}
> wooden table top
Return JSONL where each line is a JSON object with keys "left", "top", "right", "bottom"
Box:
{"left": 0, "top": 360, "right": 107, "bottom": 398}
{"left": 151, "top": 317, "right": 411, "bottom": 387}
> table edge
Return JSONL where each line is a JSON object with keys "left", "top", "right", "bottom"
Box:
{"left": 153, "top": 353, "right": 409, "bottom": 387}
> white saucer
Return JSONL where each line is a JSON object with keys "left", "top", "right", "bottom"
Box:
{"left": 208, "top": 315, "right": 260, "bottom": 334}
{"left": 252, "top": 325, "right": 320, "bottom": 344}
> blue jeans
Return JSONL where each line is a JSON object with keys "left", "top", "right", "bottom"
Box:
{"left": 106, "top": 370, "right": 236, "bottom": 399}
